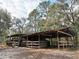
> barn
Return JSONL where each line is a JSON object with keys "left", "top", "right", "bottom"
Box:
{"left": 6, "top": 27, "right": 77, "bottom": 49}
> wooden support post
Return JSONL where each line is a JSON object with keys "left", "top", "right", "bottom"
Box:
{"left": 18, "top": 37, "right": 19, "bottom": 47}
{"left": 12, "top": 37, "right": 15, "bottom": 48}
{"left": 69, "top": 37, "right": 73, "bottom": 48}
{"left": 26, "top": 36, "right": 28, "bottom": 47}
{"left": 69, "top": 37, "right": 72, "bottom": 48}
{"left": 10, "top": 37, "right": 11, "bottom": 40}
{"left": 50, "top": 38, "right": 52, "bottom": 48}
{"left": 38, "top": 35, "right": 40, "bottom": 48}
{"left": 72, "top": 37, "right": 75, "bottom": 48}
{"left": 74, "top": 36, "right": 78, "bottom": 49}
{"left": 66, "top": 37, "right": 68, "bottom": 48}
{"left": 63, "top": 40, "right": 64, "bottom": 49}
{"left": 31, "top": 41, "right": 32, "bottom": 48}
{"left": 57, "top": 31, "right": 59, "bottom": 49}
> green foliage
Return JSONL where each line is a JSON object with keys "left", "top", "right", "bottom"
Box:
{"left": 0, "top": 8, "right": 11, "bottom": 36}
{"left": 0, "top": 8, "right": 11, "bottom": 43}
{"left": 28, "top": 9, "right": 38, "bottom": 32}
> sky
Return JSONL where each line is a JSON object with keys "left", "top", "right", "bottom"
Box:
{"left": 0, "top": 0, "right": 49, "bottom": 18}
{"left": 0, "top": 0, "right": 79, "bottom": 18}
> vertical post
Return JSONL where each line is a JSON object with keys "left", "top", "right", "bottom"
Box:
{"left": 57, "top": 31, "right": 59, "bottom": 49}
{"left": 18, "top": 37, "right": 19, "bottom": 47}
{"left": 10, "top": 37, "right": 11, "bottom": 40}
{"left": 69, "top": 37, "right": 73, "bottom": 48}
{"left": 31, "top": 41, "right": 32, "bottom": 48}
{"left": 38, "top": 35, "right": 40, "bottom": 48}
{"left": 72, "top": 36, "right": 75, "bottom": 48}
{"left": 70, "top": 37, "right": 72, "bottom": 48}
{"left": 50, "top": 38, "right": 52, "bottom": 48}
{"left": 63, "top": 38, "right": 64, "bottom": 49}
{"left": 74, "top": 36, "right": 78, "bottom": 49}
{"left": 26, "top": 36, "right": 28, "bottom": 47}
{"left": 66, "top": 37, "right": 68, "bottom": 48}
{"left": 12, "top": 37, "right": 15, "bottom": 48}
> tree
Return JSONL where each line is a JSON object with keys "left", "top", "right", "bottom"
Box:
{"left": 28, "top": 0, "right": 78, "bottom": 32}
{"left": 0, "top": 8, "right": 11, "bottom": 42}
{"left": 28, "top": 9, "right": 39, "bottom": 32}
{"left": 37, "top": 1, "right": 64, "bottom": 31}
{"left": 10, "top": 17, "right": 27, "bottom": 34}
{"left": 57, "top": 0, "right": 79, "bottom": 36}
{"left": 36, "top": 1, "right": 50, "bottom": 31}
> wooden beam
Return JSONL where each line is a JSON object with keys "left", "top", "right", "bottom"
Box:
{"left": 41, "top": 34, "right": 53, "bottom": 37}
{"left": 58, "top": 31, "right": 72, "bottom": 37}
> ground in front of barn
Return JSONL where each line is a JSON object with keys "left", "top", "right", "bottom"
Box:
{"left": 0, "top": 47, "right": 79, "bottom": 59}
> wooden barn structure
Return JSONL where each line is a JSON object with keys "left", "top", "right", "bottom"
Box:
{"left": 6, "top": 27, "right": 77, "bottom": 49}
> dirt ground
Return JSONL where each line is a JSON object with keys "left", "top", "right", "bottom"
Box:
{"left": 0, "top": 47, "right": 79, "bottom": 59}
